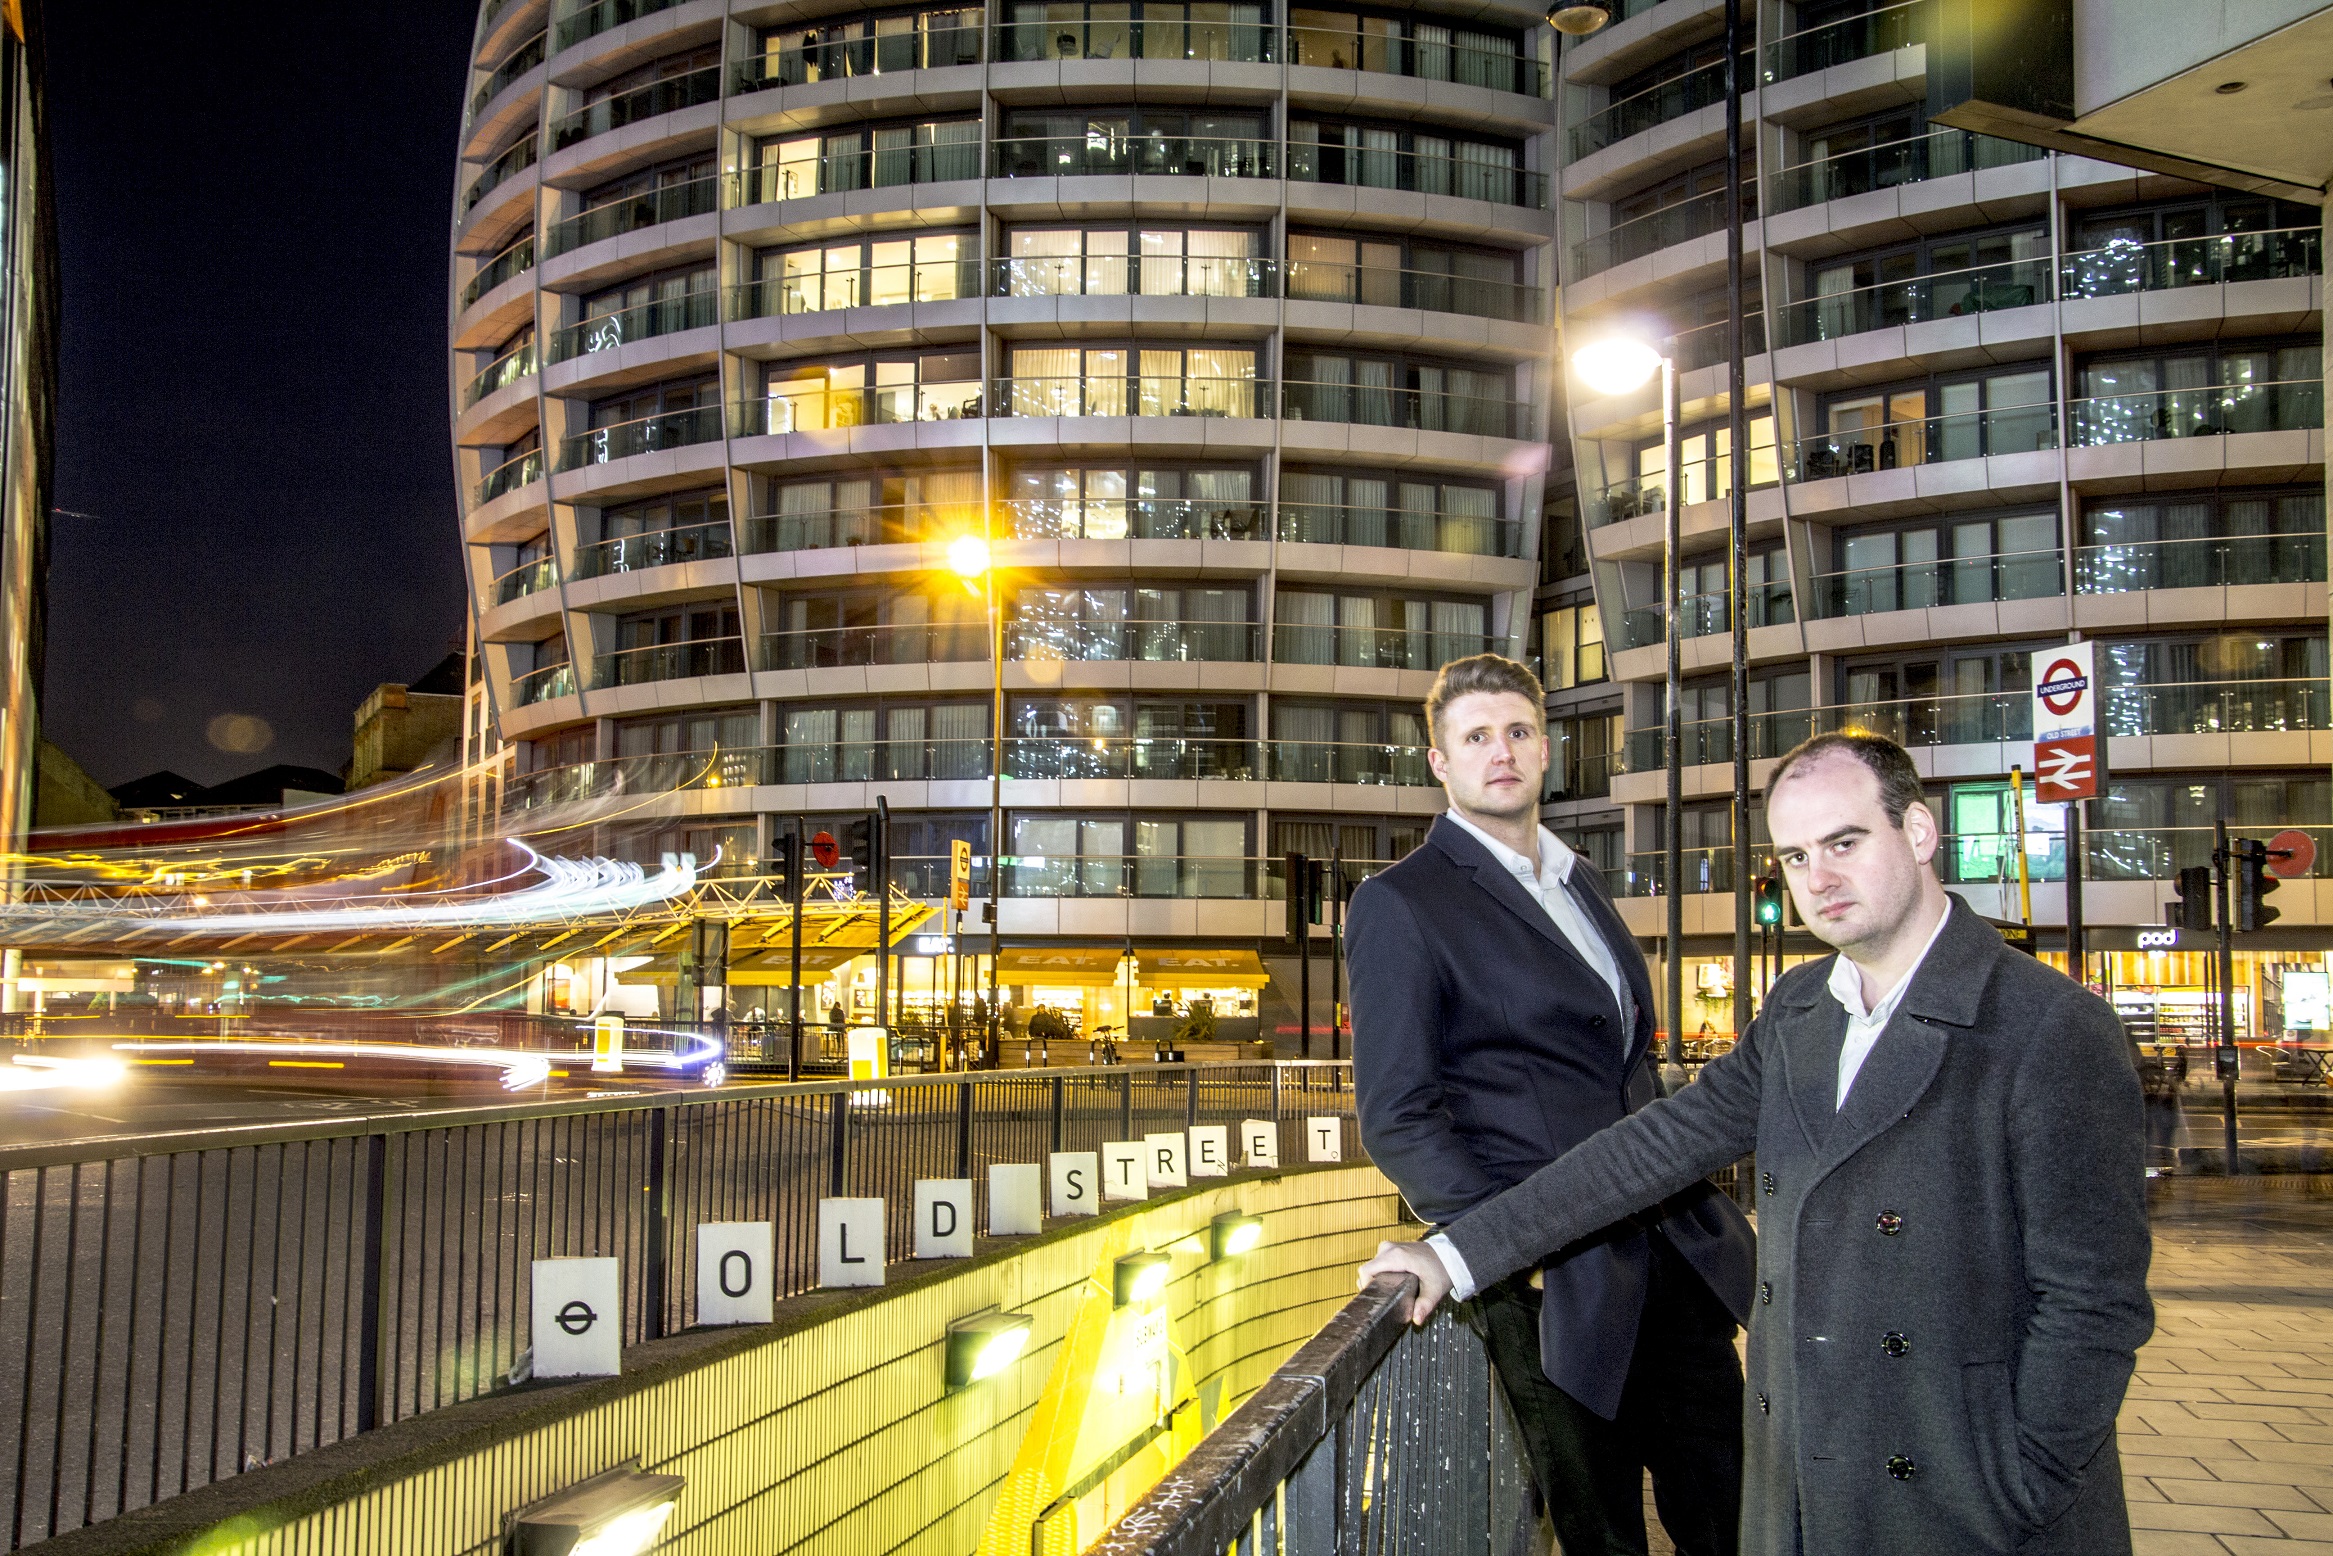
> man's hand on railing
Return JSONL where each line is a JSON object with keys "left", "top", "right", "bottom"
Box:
{"left": 1359, "top": 1241, "right": 1452, "bottom": 1324}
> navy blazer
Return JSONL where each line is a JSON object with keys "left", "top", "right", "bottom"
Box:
{"left": 1349, "top": 813, "right": 1755, "bottom": 1418}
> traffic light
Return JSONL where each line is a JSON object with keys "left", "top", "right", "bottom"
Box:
{"left": 2171, "top": 865, "right": 2213, "bottom": 930}
{"left": 1752, "top": 875, "right": 1782, "bottom": 927}
{"left": 1283, "top": 852, "right": 1324, "bottom": 950}
{"left": 2237, "top": 838, "right": 2282, "bottom": 932}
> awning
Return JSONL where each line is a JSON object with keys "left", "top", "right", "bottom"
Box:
{"left": 997, "top": 946, "right": 1126, "bottom": 986}
{"left": 1136, "top": 948, "right": 1271, "bottom": 988}
{"left": 746, "top": 944, "right": 864, "bottom": 974}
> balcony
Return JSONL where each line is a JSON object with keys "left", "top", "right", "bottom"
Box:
{"left": 507, "top": 745, "right": 772, "bottom": 811}
{"left": 1946, "top": 824, "right": 2333, "bottom": 886}
{"left": 990, "top": 134, "right": 1277, "bottom": 181}
{"left": 514, "top": 661, "right": 575, "bottom": 706}
{"left": 476, "top": 448, "right": 544, "bottom": 506}
{"left": 1769, "top": 128, "right": 2044, "bottom": 214}
{"left": 1002, "top": 498, "right": 1266, "bottom": 541}
{"left": 1266, "top": 739, "right": 1434, "bottom": 785}
{"left": 1273, "top": 622, "right": 1491, "bottom": 671}
{"left": 2103, "top": 678, "right": 2329, "bottom": 737}
{"left": 2060, "top": 226, "right": 2323, "bottom": 300}
{"left": 778, "top": 738, "right": 988, "bottom": 785}
{"left": 464, "top": 340, "right": 538, "bottom": 409}
{"left": 1762, "top": 0, "right": 1928, "bottom": 84}
{"left": 1007, "top": 853, "right": 1258, "bottom": 899}
{"left": 736, "top": 381, "right": 985, "bottom": 436}
{"left": 461, "top": 233, "right": 535, "bottom": 310}
{"left": 550, "top": 63, "right": 720, "bottom": 152}
{"left": 1569, "top": 50, "right": 1746, "bottom": 160}
{"left": 1775, "top": 256, "right": 2052, "bottom": 348}
{"left": 1288, "top": 141, "right": 1545, "bottom": 209}
{"left": 2077, "top": 532, "right": 2327, "bottom": 593}
{"left": 1806, "top": 548, "right": 2062, "bottom": 617}
{"left": 2068, "top": 379, "right": 2324, "bottom": 446}
{"left": 732, "top": 141, "right": 980, "bottom": 206}
{"left": 996, "top": 375, "right": 1258, "bottom": 420}
{"left": 1622, "top": 707, "right": 1816, "bottom": 775}
{"left": 1011, "top": 619, "right": 1262, "bottom": 663}
{"left": 545, "top": 172, "right": 719, "bottom": 260}
{"left": 758, "top": 623, "right": 990, "bottom": 671}
{"left": 738, "top": 21, "right": 982, "bottom": 91}
{"left": 464, "top": 135, "right": 538, "bottom": 215}
{"left": 740, "top": 505, "right": 966, "bottom": 554}
{"left": 1572, "top": 182, "right": 1758, "bottom": 279}
{"left": 492, "top": 555, "right": 560, "bottom": 606}
{"left": 471, "top": 30, "right": 545, "bottom": 119}
{"left": 548, "top": 290, "right": 718, "bottom": 364}
{"left": 572, "top": 520, "right": 733, "bottom": 580}
{"left": 1615, "top": 581, "right": 1794, "bottom": 648}
{"left": 598, "top": 637, "right": 748, "bottom": 688}
{"left": 1789, "top": 399, "right": 2058, "bottom": 482}
{"left": 1284, "top": 25, "right": 1546, "bottom": 96}
{"left": 1276, "top": 502, "right": 1520, "bottom": 557}
{"left": 1285, "top": 262, "right": 1544, "bottom": 323}
{"left": 554, "top": 0, "right": 685, "bottom": 53}
{"left": 992, "top": 254, "right": 1274, "bottom": 301}
{"left": 557, "top": 404, "right": 723, "bottom": 472}
{"left": 1009, "top": 736, "right": 1260, "bottom": 781}
{"left": 1586, "top": 435, "right": 1781, "bottom": 529}
{"left": 997, "top": 16, "right": 1272, "bottom": 63}
{"left": 1669, "top": 312, "right": 1767, "bottom": 373}
{"left": 1282, "top": 379, "right": 1527, "bottom": 439}
{"left": 735, "top": 259, "right": 981, "bottom": 320}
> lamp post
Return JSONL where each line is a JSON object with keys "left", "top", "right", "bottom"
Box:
{"left": 948, "top": 531, "right": 1006, "bottom": 1069}
{"left": 1572, "top": 336, "right": 1686, "bottom": 1087}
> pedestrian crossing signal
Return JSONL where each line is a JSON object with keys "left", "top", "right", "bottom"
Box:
{"left": 2237, "top": 839, "right": 2281, "bottom": 933}
{"left": 1752, "top": 875, "right": 1782, "bottom": 927}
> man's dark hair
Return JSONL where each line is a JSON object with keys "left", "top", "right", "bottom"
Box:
{"left": 1767, "top": 730, "right": 1927, "bottom": 826}
{"left": 1424, "top": 654, "right": 1545, "bottom": 746}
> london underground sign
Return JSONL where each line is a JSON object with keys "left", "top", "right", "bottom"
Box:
{"left": 2030, "top": 642, "right": 2103, "bottom": 803}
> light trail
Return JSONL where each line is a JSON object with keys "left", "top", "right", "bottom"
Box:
{"left": 110, "top": 1040, "right": 557, "bottom": 1091}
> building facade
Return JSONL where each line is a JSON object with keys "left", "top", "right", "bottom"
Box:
{"left": 1551, "top": 0, "right": 2329, "bottom": 1042}
{"left": 448, "top": 0, "right": 1556, "bottom": 1034}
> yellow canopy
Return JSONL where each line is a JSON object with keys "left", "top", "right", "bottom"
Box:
{"left": 997, "top": 946, "right": 1126, "bottom": 986}
{"left": 1136, "top": 948, "right": 1271, "bottom": 988}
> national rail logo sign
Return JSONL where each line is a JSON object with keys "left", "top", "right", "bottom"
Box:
{"left": 2029, "top": 642, "right": 2103, "bottom": 803}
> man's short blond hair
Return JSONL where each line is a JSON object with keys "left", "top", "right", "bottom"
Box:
{"left": 1424, "top": 654, "right": 1546, "bottom": 747}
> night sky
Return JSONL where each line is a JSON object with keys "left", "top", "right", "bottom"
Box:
{"left": 41, "top": 2, "right": 479, "bottom": 788}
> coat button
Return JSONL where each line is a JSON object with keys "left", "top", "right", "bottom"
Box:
{"left": 1590, "top": 1015, "right": 1607, "bottom": 1028}
{"left": 1757, "top": 1392, "right": 1770, "bottom": 1415}
{"left": 1761, "top": 1172, "right": 1776, "bottom": 1196}
{"left": 1875, "top": 1210, "right": 1904, "bottom": 1236}
{"left": 1760, "top": 1281, "right": 1772, "bottom": 1305}
{"left": 1887, "top": 1455, "right": 1917, "bottom": 1481}
{"left": 1881, "top": 1331, "right": 1910, "bottom": 1358}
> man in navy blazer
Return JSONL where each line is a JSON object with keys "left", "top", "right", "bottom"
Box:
{"left": 1349, "top": 654, "right": 1756, "bottom": 1556}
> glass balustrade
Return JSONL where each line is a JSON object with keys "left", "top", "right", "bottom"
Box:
{"left": 1006, "top": 737, "right": 1264, "bottom": 781}
{"left": 735, "top": 259, "right": 982, "bottom": 319}
{"left": 990, "top": 134, "right": 1278, "bottom": 180}
{"left": 549, "top": 290, "right": 718, "bottom": 363}
{"left": 1573, "top": 184, "right": 1756, "bottom": 278}
{"left": 1776, "top": 256, "right": 2053, "bottom": 346}
{"left": 476, "top": 448, "right": 543, "bottom": 505}
{"left": 507, "top": 747, "right": 773, "bottom": 810}
{"left": 597, "top": 638, "right": 749, "bottom": 687}
{"left": 1010, "top": 619, "right": 1262, "bottom": 662}
{"left": 992, "top": 254, "right": 1275, "bottom": 300}
{"left": 1284, "top": 26, "right": 1545, "bottom": 95}
{"left": 1287, "top": 140, "right": 1543, "bottom": 208}
{"left": 1569, "top": 52, "right": 1743, "bottom": 159}
{"left": 557, "top": 404, "right": 723, "bottom": 471}
{"left": 1790, "top": 400, "right": 2059, "bottom": 480}
{"left": 2102, "top": 678, "right": 2329, "bottom": 736}
{"left": 2068, "top": 379, "right": 2323, "bottom": 445}
{"left": 551, "top": 64, "right": 721, "bottom": 151}
{"left": 1617, "top": 708, "right": 1821, "bottom": 778}
{"left": 997, "top": 16, "right": 1271, "bottom": 63}
{"left": 741, "top": 506, "right": 967, "bottom": 553}
{"left": 572, "top": 520, "right": 734, "bottom": 579}
{"left": 1282, "top": 380, "right": 1525, "bottom": 438}
{"left": 1265, "top": 740, "right": 1435, "bottom": 785}
{"left": 1669, "top": 313, "right": 1767, "bottom": 373}
{"left": 732, "top": 140, "right": 981, "bottom": 205}
{"left": 1762, "top": 0, "right": 1928, "bottom": 83}
{"left": 1807, "top": 548, "right": 2064, "bottom": 616}
{"left": 778, "top": 738, "right": 991, "bottom": 784}
{"left": 2076, "top": 532, "right": 2327, "bottom": 592}
{"left": 1007, "top": 853, "right": 1258, "bottom": 899}
{"left": 736, "top": 381, "right": 985, "bottom": 434}
{"left": 463, "top": 341, "right": 537, "bottom": 408}
{"left": 738, "top": 21, "right": 983, "bottom": 90}
{"left": 2060, "top": 226, "right": 2323, "bottom": 299}
{"left": 546, "top": 173, "right": 720, "bottom": 258}
{"left": 471, "top": 30, "right": 545, "bottom": 118}
{"left": 491, "top": 555, "right": 559, "bottom": 605}
{"left": 1616, "top": 582, "right": 1794, "bottom": 648}
{"left": 513, "top": 661, "right": 575, "bottom": 705}
{"left": 461, "top": 234, "right": 535, "bottom": 309}
{"left": 1771, "top": 128, "right": 2044, "bottom": 213}
{"left": 464, "top": 136, "right": 538, "bottom": 215}
{"left": 996, "top": 375, "right": 1259, "bottom": 419}
{"left": 1003, "top": 497, "right": 1266, "bottom": 541}
{"left": 1283, "top": 263, "right": 1543, "bottom": 322}
{"left": 1274, "top": 504, "right": 1519, "bottom": 557}
{"left": 1272, "top": 623, "right": 1490, "bottom": 670}
{"left": 554, "top": 0, "right": 684, "bottom": 52}
{"left": 759, "top": 623, "right": 992, "bottom": 670}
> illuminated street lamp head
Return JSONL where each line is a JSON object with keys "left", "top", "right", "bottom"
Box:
{"left": 1570, "top": 337, "right": 1664, "bottom": 397}
{"left": 947, "top": 534, "right": 991, "bottom": 579}
{"left": 1546, "top": 0, "right": 1612, "bottom": 34}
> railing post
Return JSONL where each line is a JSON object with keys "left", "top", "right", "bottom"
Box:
{"left": 1186, "top": 1066, "right": 1199, "bottom": 1128}
{"left": 355, "top": 1132, "right": 390, "bottom": 1433}
{"left": 644, "top": 1106, "right": 671, "bottom": 1341}
{"left": 1049, "top": 1075, "right": 1066, "bottom": 1152}
{"left": 954, "top": 1076, "right": 974, "bottom": 1179}
{"left": 827, "top": 1091, "right": 850, "bottom": 1197}
{"left": 1271, "top": 1062, "right": 1283, "bottom": 1123}
{"left": 1119, "top": 1070, "right": 1134, "bottom": 1139}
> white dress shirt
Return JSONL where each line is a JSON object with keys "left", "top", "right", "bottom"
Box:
{"left": 1829, "top": 900, "right": 1953, "bottom": 1109}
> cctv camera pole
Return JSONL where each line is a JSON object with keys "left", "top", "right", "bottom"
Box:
{"left": 1724, "top": 0, "right": 1753, "bottom": 1044}
{"left": 1663, "top": 348, "right": 1685, "bottom": 1084}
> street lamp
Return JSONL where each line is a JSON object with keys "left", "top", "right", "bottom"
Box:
{"left": 1545, "top": 1, "right": 1613, "bottom": 35}
{"left": 950, "top": 530, "right": 1005, "bottom": 1069}
{"left": 1568, "top": 332, "right": 1686, "bottom": 1089}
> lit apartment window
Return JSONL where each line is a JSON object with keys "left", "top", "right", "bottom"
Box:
{"left": 1541, "top": 603, "right": 1605, "bottom": 690}
{"left": 759, "top": 351, "right": 983, "bottom": 431}
{"left": 755, "top": 231, "right": 976, "bottom": 313}
{"left": 1005, "top": 345, "right": 1258, "bottom": 418}
{"left": 1280, "top": 467, "right": 1505, "bottom": 553}
{"left": 1004, "top": 462, "right": 1260, "bottom": 539}
{"left": 2079, "top": 488, "right": 2325, "bottom": 592}
{"left": 752, "top": 6, "right": 982, "bottom": 84}
{"left": 999, "top": 226, "right": 1263, "bottom": 297}
{"left": 749, "top": 118, "right": 980, "bottom": 201}
{"left": 1274, "top": 589, "right": 1488, "bottom": 670}
{"left": 1825, "top": 511, "right": 2058, "bottom": 615}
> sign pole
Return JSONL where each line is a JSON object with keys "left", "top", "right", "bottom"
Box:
{"left": 2065, "top": 801, "right": 2085, "bottom": 985}
{"left": 2216, "top": 815, "right": 2240, "bottom": 1174}
{"left": 789, "top": 820, "right": 805, "bottom": 1081}
{"left": 2009, "top": 764, "right": 2033, "bottom": 927}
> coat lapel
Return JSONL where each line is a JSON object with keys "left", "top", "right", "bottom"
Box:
{"left": 1774, "top": 970, "right": 1848, "bottom": 1156}
{"left": 1428, "top": 817, "right": 1606, "bottom": 987}
{"left": 1565, "top": 861, "right": 1651, "bottom": 1061}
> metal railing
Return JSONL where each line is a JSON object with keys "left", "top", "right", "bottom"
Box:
{"left": 598, "top": 637, "right": 748, "bottom": 687}
{"left": 2076, "top": 532, "right": 2327, "bottom": 592}
{"left": 475, "top": 447, "right": 543, "bottom": 506}
{"left": 1762, "top": 0, "right": 1927, "bottom": 82}
{"left": 514, "top": 660, "right": 575, "bottom": 705}
{"left": 1622, "top": 708, "right": 1816, "bottom": 775}
{"left": 1284, "top": 25, "right": 1545, "bottom": 95}
{"left": 1776, "top": 255, "right": 2052, "bottom": 346}
{"left": 470, "top": 29, "right": 544, "bottom": 118}
{"left": 737, "top": 21, "right": 983, "bottom": 90}
{"left": 1771, "top": 126, "right": 2044, "bottom": 212}
{"left": 1282, "top": 379, "right": 1527, "bottom": 438}
{"left": 1790, "top": 399, "right": 2059, "bottom": 480}
{"left": 741, "top": 505, "right": 971, "bottom": 553}
{"left": 1807, "top": 548, "right": 2063, "bottom": 616}
{"left": 1288, "top": 140, "right": 1544, "bottom": 208}
{"left": 551, "top": 63, "right": 720, "bottom": 151}
{"left": 1011, "top": 619, "right": 1263, "bottom": 663}
{"left": 0, "top": 1063, "right": 1355, "bottom": 1549}
{"left": 2068, "top": 379, "right": 2324, "bottom": 445}
{"left": 1003, "top": 498, "right": 1266, "bottom": 541}
{"left": 1616, "top": 581, "right": 1794, "bottom": 647}
{"left": 995, "top": 375, "right": 1259, "bottom": 420}
{"left": 1287, "top": 262, "right": 1545, "bottom": 322}
{"left": 491, "top": 555, "right": 559, "bottom": 607}
{"left": 507, "top": 747, "right": 775, "bottom": 809}
{"left": 1276, "top": 503, "right": 1519, "bottom": 557}
{"left": 460, "top": 232, "right": 534, "bottom": 310}
{"left": 733, "top": 138, "right": 982, "bottom": 204}
{"left": 996, "top": 16, "right": 1273, "bottom": 63}
{"left": 557, "top": 404, "right": 723, "bottom": 471}
{"left": 1670, "top": 311, "right": 1767, "bottom": 372}
{"left": 549, "top": 289, "right": 718, "bottom": 362}
{"left": 735, "top": 259, "right": 982, "bottom": 318}
{"left": 572, "top": 521, "right": 733, "bottom": 579}
{"left": 991, "top": 253, "right": 1274, "bottom": 300}
{"left": 1573, "top": 181, "right": 1759, "bottom": 277}
{"left": 759, "top": 623, "right": 992, "bottom": 670}
{"left": 463, "top": 339, "right": 537, "bottom": 408}
{"left": 991, "top": 133, "right": 1277, "bottom": 181}
{"left": 553, "top": 0, "right": 685, "bottom": 52}
{"left": 739, "top": 382, "right": 986, "bottom": 434}
{"left": 2060, "top": 226, "right": 2323, "bottom": 299}
{"left": 1570, "top": 50, "right": 1748, "bottom": 159}
{"left": 463, "top": 134, "right": 537, "bottom": 215}
{"left": 1273, "top": 623, "right": 1492, "bottom": 671}
{"left": 546, "top": 172, "right": 720, "bottom": 259}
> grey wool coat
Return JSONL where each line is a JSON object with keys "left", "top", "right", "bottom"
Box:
{"left": 1443, "top": 897, "right": 2153, "bottom": 1556}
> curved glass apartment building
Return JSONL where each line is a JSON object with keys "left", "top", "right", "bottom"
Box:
{"left": 449, "top": 0, "right": 1556, "bottom": 1037}
{"left": 1549, "top": 0, "right": 2329, "bottom": 1044}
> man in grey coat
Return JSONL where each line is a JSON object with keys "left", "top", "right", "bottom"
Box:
{"left": 1361, "top": 730, "right": 2153, "bottom": 1556}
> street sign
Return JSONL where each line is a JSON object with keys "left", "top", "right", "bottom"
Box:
{"left": 949, "top": 839, "right": 972, "bottom": 910}
{"left": 2030, "top": 643, "right": 2103, "bottom": 803}
{"left": 2268, "top": 828, "right": 2316, "bottom": 879}
{"left": 810, "top": 830, "right": 840, "bottom": 869}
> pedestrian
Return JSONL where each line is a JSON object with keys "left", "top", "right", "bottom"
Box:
{"left": 1361, "top": 730, "right": 2151, "bottom": 1556}
{"left": 1348, "top": 653, "right": 1754, "bottom": 1556}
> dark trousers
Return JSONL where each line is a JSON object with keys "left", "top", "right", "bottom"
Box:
{"left": 1472, "top": 1232, "right": 1744, "bottom": 1556}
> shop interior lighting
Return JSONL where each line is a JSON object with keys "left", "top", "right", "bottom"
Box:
{"left": 506, "top": 1463, "right": 685, "bottom": 1556}
{"left": 1209, "top": 1210, "right": 1264, "bottom": 1262}
{"left": 945, "top": 1308, "right": 1035, "bottom": 1390}
{"left": 1113, "top": 1249, "right": 1173, "bottom": 1308}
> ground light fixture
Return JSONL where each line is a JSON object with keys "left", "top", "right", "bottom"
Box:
{"left": 1569, "top": 336, "right": 1665, "bottom": 397}
{"left": 945, "top": 1308, "right": 1036, "bottom": 1390}
{"left": 1209, "top": 1210, "right": 1264, "bottom": 1261}
{"left": 506, "top": 1463, "right": 685, "bottom": 1556}
{"left": 1113, "top": 1249, "right": 1174, "bottom": 1307}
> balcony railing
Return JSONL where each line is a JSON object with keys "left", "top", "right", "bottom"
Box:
{"left": 553, "top": 0, "right": 684, "bottom": 53}
{"left": 1569, "top": 50, "right": 1746, "bottom": 159}
{"left": 1771, "top": 127, "right": 2044, "bottom": 213}
{"left": 463, "top": 340, "right": 537, "bottom": 408}
{"left": 1669, "top": 312, "right": 1768, "bottom": 372}
{"left": 548, "top": 289, "right": 718, "bottom": 363}
{"left": 1616, "top": 581, "right": 1794, "bottom": 648}
{"left": 2103, "top": 677, "right": 2330, "bottom": 737}
{"left": 737, "top": 381, "right": 985, "bottom": 435}
{"left": 550, "top": 63, "right": 720, "bottom": 151}
{"left": 470, "top": 30, "right": 545, "bottom": 118}
{"left": 1003, "top": 497, "right": 1266, "bottom": 541}
{"left": 1273, "top": 623, "right": 1492, "bottom": 671}
{"left": 1267, "top": 739, "right": 1434, "bottom": 785}
{"left": 996, "top": 16, "right": 1273, "bottom": 63}
{"left": 1011, "top": 619, "right": 1262, "bottom": 663}
{"left": 1763, "top": 0, "right": 1928, "bottom": 83}
{"left": 1573, "top": 182, "right": 1758, "bottom": 278}
{"left": 463, "top": 134, "right": 537, "bottom": 215}
{"left": 1284, "top": 25, "right": 1545, "bottom": 95}
{"left": 1944, "top": 824, "right": 2333, "bottom": 887}
{"left": 1775, "top": 256, "right": 2052, "bottom": 346}
{"left": 546, "top": 172, "right": 720, "bottom": 258}
{"left": 1009, "top": 736, "right": 1261, "bottom": 781}
{"left": 1790, "top": 399, "right": 2059, "bottom": 480}
{"left": 738, "top": 21, "right": 983, "bottom": 90}
{"left": 760, "top": 623, "right": 989, "bottom": 670}
{"left": 1276, "top": 503, "right": 1520, "bottom": 557}
{"left": 507, "top": 746, "right": 772, "bottom": 811}
{"left": 1007, "top": 853, "right": 1259, "bottom": 898}
{"left": 2060, "top": 226, "right": 2323, "bottom": 299}
{"left": 1288, "top": 140, "right": 1544, "bottom": 208}
{"left": 2068, "top": 379, "right": 2324, "bottom": 445}
{"left": 557, "top": 403, "right": 723, "bottom": 471}
{"left": 513, "top": 661, "right": 575, "bottom": 706}
{"left": 732, "top": 139, "right": 981, "bottom": 204}
{"left": 1286, "top": 262, "right": 1545, "bottom": 322}
{"left": 995, "top": 375, "right": 1259, "bottom": 419}
{"left": 460, "top": 233, "right": 534, "bottom": 309}
{"left": 475, "top": 448, "right": 543, "bottom": 506}
{"left": 491, "top": 555, "right": 559, "bottom": 606}
{"left": 1282, "top": 379, "right": 1527, "bottom": 438}
{"left": 598, "top": 638, "right": 749, "bottom": 688}
{"left": 740, "top": 506, "right": 967, "bottom": 553}
{"left": 991, "top": 133, "right": 1277, "bottom": 181}
{"left": 1808, "top": 548, "right": 2063, "bottom": 616}
{"left": 735, "top": 260, "right": 982, "bottom": 319}
{"left": 991, "top": 253, "right": 1275, "bottom": 300}
{"left": 572, "top": 520, "right": 734, "bottom": 580}
{"left": 2077, "top": 532, "right": 2327, "bottom": 593}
